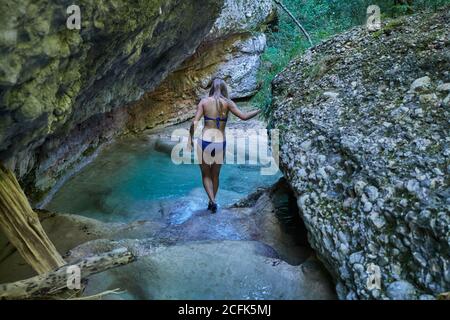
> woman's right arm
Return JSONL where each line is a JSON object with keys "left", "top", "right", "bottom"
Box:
{"left": 227, "top": 100, "right": 261, "bottom": 121}
{"left": 187, "top": 99, "right": 204, "bottom": 150}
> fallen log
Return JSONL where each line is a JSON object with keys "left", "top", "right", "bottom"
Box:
{"left": 0, "top": 164, "right": 65, "bottom": 274}
{"left": 0, "top": 247, "right": 135, "bottom": 300}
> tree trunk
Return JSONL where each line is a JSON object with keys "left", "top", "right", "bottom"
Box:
{"left": 0, "top": 164, "right": 65, "bottom": 274}
{"left": 273, "top": 0, "right": 313, "bottom": 46}
{"left": 0, "top": 247, "right": 135, "bottom": 299}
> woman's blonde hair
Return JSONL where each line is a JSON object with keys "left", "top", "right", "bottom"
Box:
{"left": 208, "top": 78, "right": 229, "bottom": 99}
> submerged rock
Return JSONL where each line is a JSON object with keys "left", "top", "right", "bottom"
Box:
{"left": 271, "top": 8, "right": 450, "bottom": 299}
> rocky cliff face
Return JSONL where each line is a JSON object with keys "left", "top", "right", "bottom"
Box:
{"left": 125, "top": 0, "right": 275, "bottom": 131}
{"left": 271, "top": 8, "right": 449, "bottom": 299}
{"left": 0, "top": 0, "right": 273, "bottom": 204}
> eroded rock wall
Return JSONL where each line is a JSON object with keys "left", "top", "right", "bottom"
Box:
{"left": 1, "top": 0, "right": 223, "bottom": 158}
{"left": 125, "top": 0, "right": 275, "bottom": 131}
{"left": 126, "top": 33, "right": 268, "bottom": 131}
{"left": 271, "top": 9, "right": 449, "bottom": 299}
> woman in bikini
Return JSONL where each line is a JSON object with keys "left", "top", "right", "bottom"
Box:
{"left": 187, "top": 78, "right": 260, "bottom": 213}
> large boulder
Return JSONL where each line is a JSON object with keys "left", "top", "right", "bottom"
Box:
{"left": 205, "top": 0, "right": 275, "bottom": 42}
{"left": 271, "top": 8, "right": 450, "bottom": 299}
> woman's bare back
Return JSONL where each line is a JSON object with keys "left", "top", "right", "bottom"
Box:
{"left": 202, "top": 97, "right": 229, "bottom": 142}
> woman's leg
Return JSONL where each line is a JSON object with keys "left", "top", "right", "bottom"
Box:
{"left": 199, "top": 163, "right": 215, "bottom": 203}
{"left": 211, "top": 163, "right": 222, "bottom": 198}
{"left": 211, "top": 142, "right": 225, "bottom": 197}
{"left": 196, "top": 139, "right": 219, "bottom": 206}
{"left": 196, "top": 140, "right": 215, "bottom": 204}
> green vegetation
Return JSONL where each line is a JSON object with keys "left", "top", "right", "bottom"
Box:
{"left": 254, "top": 0, "right": 450, "bottom": 119}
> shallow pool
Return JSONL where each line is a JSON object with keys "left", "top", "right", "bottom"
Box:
{"left": 45, "top": 135, "right": 281, "bottom": 223}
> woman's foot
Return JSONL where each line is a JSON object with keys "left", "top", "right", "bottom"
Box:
{"left": 207, "top": 201, "right": 213, "bottom": 211}
{"left": 210, "top": 202, "right": 218, "bottom": 214}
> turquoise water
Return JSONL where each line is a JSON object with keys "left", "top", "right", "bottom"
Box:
{"left": 45, "top": 136, "right": 281, "bottom": 223}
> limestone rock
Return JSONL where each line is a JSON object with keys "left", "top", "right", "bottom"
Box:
{"left": 126, "top": 0, "right": 275, "bottom": 132}
{"left": 271, "top": 9, "right": 450, "bottom": 299}
{"left": 386, "top": 281, "right": 418, "bottom": 300}
{"left": 82, "top": 240, "right": 335, "bottom": 300}
{"left": 436, "top": 83, "right": 450, "bottom": 92}
{"left": 410, "top": 76, "right": 432, "bottom": 93}
{"left": 323, "top": 91, "right": 339, "bottom": 100}
{"left": 206, "top": 0, "right": 275, "bottom": 41}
